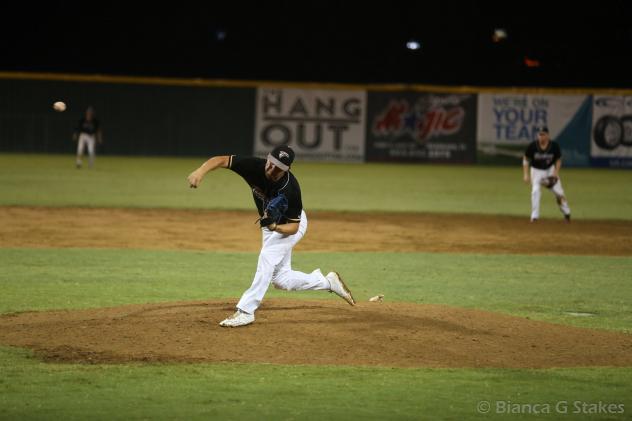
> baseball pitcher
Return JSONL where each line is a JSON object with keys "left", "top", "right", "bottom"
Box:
{"left": 187, "top": 145, "right": 355, "bottom": 327}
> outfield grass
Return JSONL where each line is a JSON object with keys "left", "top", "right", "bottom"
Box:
{"left": 2, "top": 248, "right": 631, "bottom": 331}
{"left": 1, "top": 154, "right": 631, "bottom": 219}
{"left": 1, "top": 346, "right": 631, "bottom": 421}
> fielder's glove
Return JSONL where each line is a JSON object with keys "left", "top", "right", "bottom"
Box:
{"left": 541, "top": 176, "right": 559, "bottom": 189}
{"left": 259, "top": 194, "right": 288, "bottom": 229}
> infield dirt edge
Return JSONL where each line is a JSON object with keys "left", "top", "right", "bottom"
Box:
{"left": 1, "top": 299, "right": 631, "bottom": 368}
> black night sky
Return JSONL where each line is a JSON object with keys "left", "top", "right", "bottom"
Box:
{"left": 2, "top": 0, "right": 632, "bottom": 88}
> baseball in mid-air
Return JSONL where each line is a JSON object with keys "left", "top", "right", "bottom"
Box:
{"left": 53, "top": 101, "right": 67, "bottom": 112}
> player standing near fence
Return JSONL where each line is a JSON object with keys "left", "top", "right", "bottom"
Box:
{"left": 522, "top": 126, "right": 571, "bottom": 223}
{"left": 74, "top": 106, "right": 102, "bottom": 169}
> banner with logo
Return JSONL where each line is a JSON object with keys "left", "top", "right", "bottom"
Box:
{"left": 477, "top": 94, "right": 592, "bottom": 166}
{"left": 590, "top": 96, "right": 632, "bottom": 168}
{"left": 365, "top": 92, "right": 476, "bottom": 163}
{"left": 254, "top": 88, "right": 366, "bottom": 161}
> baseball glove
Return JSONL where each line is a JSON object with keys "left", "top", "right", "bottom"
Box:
{"left": 541, "top": 176, "right": 559, "bottom": 189}
{"left": 259, "top": 193, "right": 288, "bottom": 228}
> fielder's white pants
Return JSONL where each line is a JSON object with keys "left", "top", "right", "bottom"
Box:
{"left": 530, "top": 167, "right": 571, "bottom": 220}
{"left": 76, "top": 133, "right": 96, "bottom": 167}
{"left": 236, "top": 210, "right": 330, "bottom": 314}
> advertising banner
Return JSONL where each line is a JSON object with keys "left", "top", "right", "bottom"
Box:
{"left": 254, "top": 88, "right": 366, "bottom": 161}
{"left": 365, "top": 92, "right": 476, "bottom": 163}
{"left": 590, "top": 96, "right": 632, "bottom": 168}
{"left": 477, "top": 94, "right": 592, "bottom": 166}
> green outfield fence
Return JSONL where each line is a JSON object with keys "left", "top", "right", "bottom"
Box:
{"left": 1, "top": 71, "right": 631, "bottom": 167}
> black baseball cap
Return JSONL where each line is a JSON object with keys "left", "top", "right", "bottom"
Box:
{"left": 537, "top": 126, "right": 549, "bottom": 133}
{"left": 267, "top": 145, "right": 295, "bottom": 171}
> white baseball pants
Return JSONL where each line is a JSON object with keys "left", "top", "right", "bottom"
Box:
{"left": 236, "top": 210, "right": 330, "bottom": 314}
{"left": 76, "top": 133, "right": 96, "bottom": 167}
{"left": 530, "top": 167, "right": 571, "bottom": 221}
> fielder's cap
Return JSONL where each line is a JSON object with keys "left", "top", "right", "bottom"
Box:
{"left": 267, "top": 145, "right": 295, "bottom": 171}
{"left": 537, "top": 126, "right": 549, "bottom": 133}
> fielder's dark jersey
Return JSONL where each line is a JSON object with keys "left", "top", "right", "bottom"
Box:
{"left": 76, "top": 118, "right": 100, "bottom": 135}
{"left": 228, "top": 155, "right": 302, "bottom": 223}
{"left": 524, "top": 141, "right": 561, "bottom": 170}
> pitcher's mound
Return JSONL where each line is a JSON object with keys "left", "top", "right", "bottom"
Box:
{"left": 1, "top": 299, "right": 631, "bottom": 368}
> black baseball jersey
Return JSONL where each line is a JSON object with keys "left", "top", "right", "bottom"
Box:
{"left": 228, "top": 155, "right": 302, "bottom": 223}
{"left": 524, "top": 141, "right": 561, "bottom": 170}
{"left": 76, "top": 118, "right": 100, "bottom": 135}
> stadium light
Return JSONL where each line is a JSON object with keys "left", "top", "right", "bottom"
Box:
{"left": 524, "top": 56, "right": 541, "bottom": 68}
{"left": 406, "top": 40, "right": 421, "bottom": 50}
{"left": 492, "top": 28, "right": 508, "bottom": 43}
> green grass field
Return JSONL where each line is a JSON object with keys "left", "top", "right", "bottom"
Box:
{"left": 1, "top": 154, "right": 631, "bottom": 420}
{"left": 2, "top": 249, "right": 632, "bottom": 331}
{"left": 1, "top": 154, "right": 631, "bottom": 219}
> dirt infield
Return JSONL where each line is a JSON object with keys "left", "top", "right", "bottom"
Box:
{"left": 1, "top": 299, "right": 631, "bottom": 368}
{"left": 2, "top": 206, "right": 631, "bottom": 368}
{"left": 1, "top": 206, "right": 631, "bottom": 255}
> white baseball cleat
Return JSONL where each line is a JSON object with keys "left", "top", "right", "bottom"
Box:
{"left": 219, "top": 310, "right": 255, "bottom": 327}
{"left": 326, "top": 271, "right": 356, "bottom": 306}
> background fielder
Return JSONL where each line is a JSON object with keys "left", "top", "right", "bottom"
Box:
{"left": 73, "top": 106, "right": 102, "bottom": 169}
{"left": 522, "top": 126, "right": 571, "bottom": 222}
{"left": 187, "top": 145, "right": 355, "bottom": 327}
